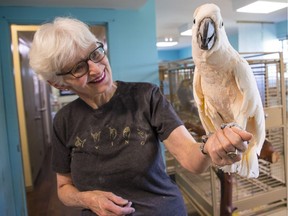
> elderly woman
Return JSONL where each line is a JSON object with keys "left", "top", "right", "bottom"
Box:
{"left": 29, "top": 17, "right": 252, "bottom": 216}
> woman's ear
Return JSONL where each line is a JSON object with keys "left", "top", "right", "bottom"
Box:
{"left": 47, "top": 80, "right": 69, "bottom": 90}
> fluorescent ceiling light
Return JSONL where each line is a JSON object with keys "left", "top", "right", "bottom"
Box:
{"left": 179, "top": 23, "right": 192, "bottom": 36}
{"left": 156, "top": 37, "right": 178, "bottom": 47}
{"left": 156, "top": 41, "right": 178, "bottom": 47}
{"left": 180, "top": 29, "right": 192, "bottom": 36}
{"left": 237, "top": 1, "right": 288, "bottom": 14}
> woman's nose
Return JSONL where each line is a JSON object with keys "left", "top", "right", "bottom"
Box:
{"left": 87, "top": 59, "right": 102, "bottom": 73}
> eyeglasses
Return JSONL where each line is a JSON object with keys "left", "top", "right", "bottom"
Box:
{"left": 56, "top": 42, "right": 105, "bottom": 78}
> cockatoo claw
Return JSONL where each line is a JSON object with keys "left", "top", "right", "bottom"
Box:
{"left": 221, "top": 122, "right": 243, "bottom": 130}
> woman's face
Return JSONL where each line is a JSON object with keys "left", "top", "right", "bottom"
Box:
{"left": 61, "top": 45, "right": 114, "bottom": 100}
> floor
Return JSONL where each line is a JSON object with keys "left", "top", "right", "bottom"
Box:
{"left": 26, "top": 148, "right": 81, "bottom": 216}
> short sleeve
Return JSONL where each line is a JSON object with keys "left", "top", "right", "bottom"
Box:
{"left": 51, "top": 113, "right": 72, "bottom": 173}
{"left": 149, "top": 85, "right": 183, "bottom": 141}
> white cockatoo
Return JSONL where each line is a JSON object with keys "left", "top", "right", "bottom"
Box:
{"left": 191, "top": 3, "right": 266, "bottom": 178}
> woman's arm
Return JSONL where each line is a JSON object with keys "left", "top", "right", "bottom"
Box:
{"left": 56, "top": 173, "right": 135, "bottom": 216}
{"left": 163, "top": 125, "right": 252, "bottom": 174}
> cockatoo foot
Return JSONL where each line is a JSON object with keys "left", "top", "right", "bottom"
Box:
{"left": 221, "top": 122, "right": 243, "bottom": 130}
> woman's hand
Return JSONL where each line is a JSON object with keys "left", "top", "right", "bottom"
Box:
{"left": 56, "top": 173, "right": 135, "bottom": 216}
{"left": 78, "top": 190, "right": 135, "bottom": 216}
{"left": 204, "top": 126, "right": 253, "bottom": 167}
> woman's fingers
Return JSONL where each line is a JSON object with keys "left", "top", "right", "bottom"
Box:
{"left": 222, "top": 127, "right": 250, "bottom": 152}
{"left": 88, "top": 191, "right": 135, "bottom": 216}
{"left": 105, "top": 193, "right": 135, "bottom": 215}
{"left": 231, "top": 126, "right": 253, "bottom": 142}
{"left": 206, "top": 126, "right": 252, "bottom": 167}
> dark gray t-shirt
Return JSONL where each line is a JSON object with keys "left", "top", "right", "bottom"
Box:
{"left": 52, "top": 81, "right": 187, "bottom": 216}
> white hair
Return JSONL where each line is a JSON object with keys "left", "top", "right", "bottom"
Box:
{"left": 29, "top": 17, "right": 97, "bottom": 84}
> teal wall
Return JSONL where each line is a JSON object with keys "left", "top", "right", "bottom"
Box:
{"left": 0, "top": 19, "right": 26, "bottom": 216}
{"left": 158, "top": 46, "right": 192, "bottom": 63}
{"left": 158, "top": 49, "right": 181, "bottom": 62}
{"left": 276, "top": 20, "right": 288, "bottom": 40}
{"left": 0, "top": 1, "right": 157, "bottom": 215}
{"left": 178, "top": 47, "right": 193, "bottom": 60}
{"left": 228, "top": 33, "right": 239, "bottom": 50}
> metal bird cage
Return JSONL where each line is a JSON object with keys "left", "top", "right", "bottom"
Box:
{"left": 159, "top": 52, "right": 287, "bottom": 216}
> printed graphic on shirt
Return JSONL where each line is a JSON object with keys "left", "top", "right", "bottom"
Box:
{"left": 137, "top": 129, "right": 147, "bottom": 145}
{"left": 73, "top": 125, "right": 149, "bottom": 151}
{"left": 75, "top": 136, "right": 86, "bottom": 148}
{"left": 123, "top": 127, "right": 131, "bottom": 144}
{"left": 109, "top": 127, "right": 118, "bottom": 146}
{"left": 91, "top": 131, "right": 101, "bottom": 149}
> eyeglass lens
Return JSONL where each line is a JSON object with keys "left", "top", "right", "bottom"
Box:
{"left": 71, "top": 45, "right": 105, "bottom": 78}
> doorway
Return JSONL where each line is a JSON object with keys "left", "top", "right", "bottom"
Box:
{"left": 11, "top": 25, "right": 52, "bottom": 190}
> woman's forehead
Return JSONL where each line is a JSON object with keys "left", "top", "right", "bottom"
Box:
{"left": 61, "top": 43, "right": 96, "bottom": 71}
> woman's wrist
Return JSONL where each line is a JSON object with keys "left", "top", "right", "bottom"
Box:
{"left": 75, "top": 191, "right": 90, "bottom": 209}
{"left": 200, "top": 134, "right": 212, "bottom": 156}
{"left": 199, "top": 141, "right": 208, "bottom": 155}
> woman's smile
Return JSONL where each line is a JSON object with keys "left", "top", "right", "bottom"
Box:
{"left": 88, "top": 70, "right": 106, "bottom": 84}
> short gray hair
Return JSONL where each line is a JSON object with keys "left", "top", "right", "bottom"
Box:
{"left": 29, "top": 17, "right": 97, "bottom": 84}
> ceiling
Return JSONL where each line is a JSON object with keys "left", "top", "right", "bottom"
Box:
{"left": 0, "top": 0, "right": 287, "bottom": 50}
{"left": 156, "top": 0, "right": 287, "bottom": 50}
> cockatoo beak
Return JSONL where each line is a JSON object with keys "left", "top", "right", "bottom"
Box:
{"left": 197, "top": 17, "right": 216, "bottom": 50}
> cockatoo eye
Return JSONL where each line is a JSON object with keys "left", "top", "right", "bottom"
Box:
{"left": 221, "top": 22, "right": 224, "bottom": 27}
{"left": 193, "top": 19, "right": 196, "bottom": 24}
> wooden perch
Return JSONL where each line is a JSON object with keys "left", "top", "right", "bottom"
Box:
{"left": 259, "top": 138, "right": 280, "bottom": 163}
{"left": 215, "top": 170, "right": 237, "bottom": 216}
{"left": 184, "top": 121, "right": 206, "bottom": 136}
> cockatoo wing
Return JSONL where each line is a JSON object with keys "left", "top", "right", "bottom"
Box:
{"left": 232, "top": 55, "right": 266, "bottom": 154}
{"left": 193, "top": 67, "right": 216, "bottom": 134}
{"left": 220, "top": 53, "right": 266, "bottom": 178}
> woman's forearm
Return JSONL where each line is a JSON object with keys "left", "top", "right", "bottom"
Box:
{"left": 57, "top": 181, "right": 89, "bottom": 209}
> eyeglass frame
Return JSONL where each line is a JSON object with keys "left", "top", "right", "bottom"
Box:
{"left": 56, "top": 41, "right": 105, "bottom": 78}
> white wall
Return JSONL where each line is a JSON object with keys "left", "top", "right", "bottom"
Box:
{"left": 238, "top": 22, "right": 282, "bottom": 52}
